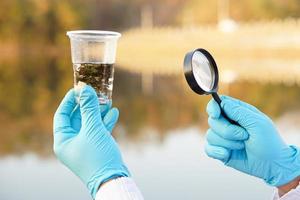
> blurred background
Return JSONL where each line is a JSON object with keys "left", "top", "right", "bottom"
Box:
{"left": 1, "top": 0, "right": 300, "bottom": 199}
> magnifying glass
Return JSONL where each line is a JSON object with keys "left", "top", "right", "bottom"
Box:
{"left": 183, "top": 48, "right": 237, "bottom": 125}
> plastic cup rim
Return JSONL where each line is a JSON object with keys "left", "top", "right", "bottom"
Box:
{"left": 66, "top": 30, "right": 121, "bottom": 40}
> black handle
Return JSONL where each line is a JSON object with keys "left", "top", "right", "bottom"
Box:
{"left": 212, "top": 93, "right": 239, "bottom": 126}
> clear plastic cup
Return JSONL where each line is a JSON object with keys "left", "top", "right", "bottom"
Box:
{"left": 67, "top": 30, "right": 121, "bottom": 104}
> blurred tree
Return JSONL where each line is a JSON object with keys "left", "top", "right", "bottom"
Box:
{"left": 86, "top": 0, "right": 140, "bottom": 30}
{"left": 178, "top": 0, "right": 300, "bottom": 25}
{"left": 138, "top": 0, "right": 185, "bottom": 26}
{"left": 1, "top": 0, "right": 300, "bottom": 41}
{"left": 179, "top": 0, "right": 218, "bottom": 25}
{"left": 231, "top": 0, "right": 300, "bottom": 21}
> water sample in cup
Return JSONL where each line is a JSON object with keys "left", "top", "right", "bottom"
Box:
{"left": 67, "top": 30, "right": 121, "bottom": 104}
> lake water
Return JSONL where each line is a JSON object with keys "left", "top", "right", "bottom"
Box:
{"left": 1, "top": 112, "right": 300, "bottom": 200}
{"left": 1, "top": 61, "right": 300, "bottom": 200}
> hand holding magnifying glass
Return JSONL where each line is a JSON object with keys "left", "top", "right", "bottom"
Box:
{"left": 183, "top": 48, "right": 238, "bottom": 125}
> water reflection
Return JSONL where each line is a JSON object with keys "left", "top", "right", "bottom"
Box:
{"left": 1, "top": 110, "right": 300, "bottom": 199}
{"left": 1, "top": 55, "right": 300, "bottom": 155}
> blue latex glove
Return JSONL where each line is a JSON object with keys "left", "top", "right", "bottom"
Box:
{"left": 53, "top": 85, "right": 129, "bottom": 198}
{"left": 205, "top": 95, "right": 300, "bottom": 187}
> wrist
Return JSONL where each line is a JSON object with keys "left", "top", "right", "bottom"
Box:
{"left": 277, "top": 176, "right": 300, "bottom": 197}
{"left": 95, "top": 177, "right": 144, "bottom": 200}
{"left": 98, "top": 176, "right": 125, "bottom": 190}
{"left": 267, "top": 145, "right": 300, "bottom": 186}
{"left": 88, "top": 168, "right": 130, "bottom": 199}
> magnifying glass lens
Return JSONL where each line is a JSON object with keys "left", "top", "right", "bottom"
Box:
{"left": 192, "top": 51, "right": 215, "bottom": 92}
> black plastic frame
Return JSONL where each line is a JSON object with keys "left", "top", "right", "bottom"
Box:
{"left": 183, "top": 48, "right": 238, "bottom": 125}
{"left": 183, "top": 48, "right": 219, "bottom": 95}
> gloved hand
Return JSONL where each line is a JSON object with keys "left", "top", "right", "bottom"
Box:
{"left": 53, "top": 85, "right": 129, "bottom": 198}
{"left": 205, "top": 96, "right": 300, "bottom": 187}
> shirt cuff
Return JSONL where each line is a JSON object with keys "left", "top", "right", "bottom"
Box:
{"left": 273, "top": 183, "right": 300, "bottom": 200}
{"left": 95, "top": 177, "right": 144, "bottom": 200}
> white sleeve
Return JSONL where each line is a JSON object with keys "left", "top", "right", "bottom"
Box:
{"left": 273, "top": 184, "right": 300, "bottom": 200}
{"left": 95, "top": 177, "right": 144, "bottom": 200}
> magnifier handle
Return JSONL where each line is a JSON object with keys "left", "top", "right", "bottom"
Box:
{"left": 212, "top": 93, "right": 239, "bottom": 126}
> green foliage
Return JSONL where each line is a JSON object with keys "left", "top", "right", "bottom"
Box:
{"left": 1, "top": 0, "right": 300, "bottom": 41}
{"left": 0, "top": 0, "right": 84, "bottom": 43}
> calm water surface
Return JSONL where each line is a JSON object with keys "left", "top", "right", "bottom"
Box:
{"left": 1, "top": 62, "right": 300, "bottom": 200}
{"left": 1, "top": 113, "right": 300, "bottom": 200}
